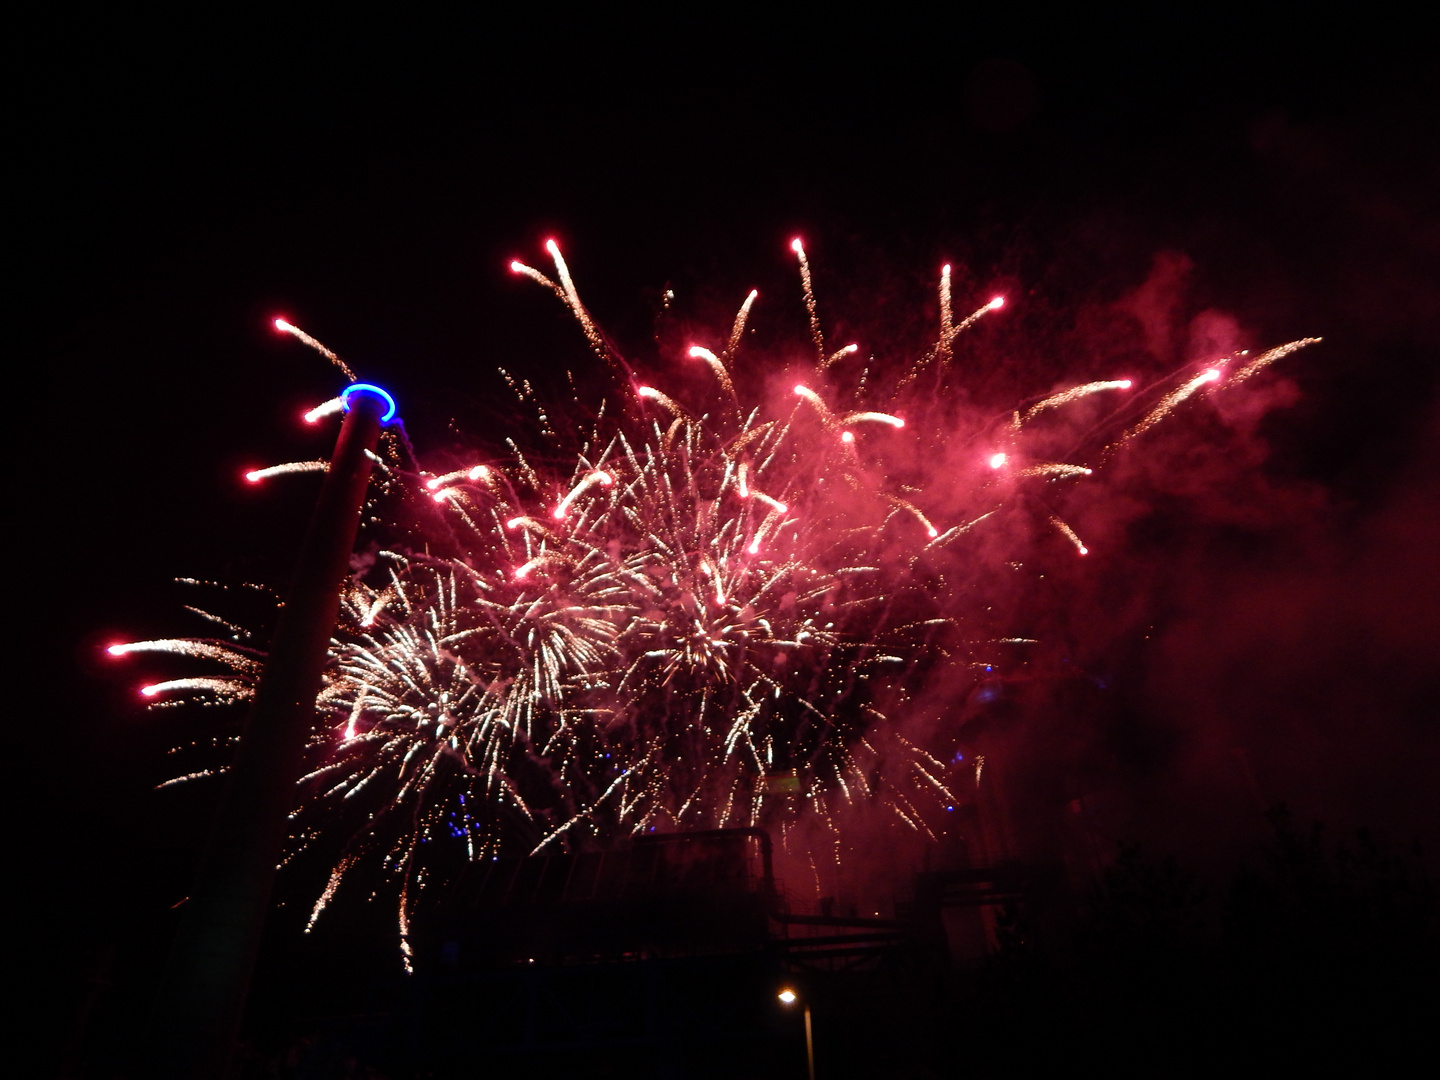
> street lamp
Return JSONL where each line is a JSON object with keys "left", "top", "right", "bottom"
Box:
{"left": 778, "top": 987, "right": 815, "bottom": 1080}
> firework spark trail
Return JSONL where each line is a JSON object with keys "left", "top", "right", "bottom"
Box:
{"left": 793, "top": 239, "right": 827, "bottom": 366}
{"left": 898, "top": 294, "right": 1005, "bottom": 387}
{"left": 938, "top": 264, "right": 954, "bottom": 364}
{"left": 1229, "top": 337, "right": 1322, "bottom": 385}
{"left": 244, "top": 461, "right": 329, "bottom": 483}
{"left": 115, "top": 237, "right": 1316, "bottom": 939}
{"left": 108, "top": 639, "right": 263, "bottom": 670}
{"left": 686, "top": 346, "right": 738, "bottom": 401}
{"left": 1048, "top": 515, "right": 1089, "bottom": 556}
{"left": 1113, "top": 366, "right": 1224, "bottom": 449}
{"left": 1020, "top": 380, "right": 1134, "bottom": 425}
{"left": 305, "top": 398, "right": 346, "bottom": 423}
{"left": 727, "top": 289, "right": 758, "bottom": 357}
{"left": 274, "top": 319, "right": 357, "bottom": 381}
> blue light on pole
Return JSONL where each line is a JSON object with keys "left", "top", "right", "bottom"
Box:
{"left": 341, "top": 383, "right": 398, "bottom": 424}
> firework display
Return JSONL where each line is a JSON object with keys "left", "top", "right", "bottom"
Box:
{"left": 108, "top": 239, "right": 1316, "bottom": 953}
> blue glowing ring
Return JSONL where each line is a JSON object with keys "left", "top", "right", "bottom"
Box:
{"left": 341, "top": 383, "right": 398, "bottom": 424}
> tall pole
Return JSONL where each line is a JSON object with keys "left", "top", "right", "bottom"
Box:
{"left": 804, "top": 1004, "right": 815, "bottom": 1080}
{"left": 145, "top": 385, "right": 391, "bottom": 1079}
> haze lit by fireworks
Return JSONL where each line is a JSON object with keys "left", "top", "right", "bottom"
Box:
{"left": 109, "top": 239, "right": 1316, "bottom": 955}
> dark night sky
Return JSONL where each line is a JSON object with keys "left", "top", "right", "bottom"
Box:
{"left": 20, "top": 5, "right": 1438, "bottom": 1057}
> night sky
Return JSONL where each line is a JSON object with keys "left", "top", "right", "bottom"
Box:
{"left": 22, "top": 6, "right": 1438, "bottom": 1069}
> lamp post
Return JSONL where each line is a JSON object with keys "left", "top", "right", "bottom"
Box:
{"left": 778, "top": 987, "right": 815, "bottom": 1080}
{"left": 145, "top": 382, "right": 395, "bottom": 1079}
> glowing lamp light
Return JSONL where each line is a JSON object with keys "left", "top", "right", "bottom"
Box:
{"left": 341, "top": 383, "right": 397, "bottom": 424}
{"left": 778, "top": 989, "right": 798, "bottom": 1005}
{"left": 988, "top": 452, "right": 1007, "bottom": 469}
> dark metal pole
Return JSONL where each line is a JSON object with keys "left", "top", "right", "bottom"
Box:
{"left": 146, "top": 388, "right": 388, "bottom": 1079}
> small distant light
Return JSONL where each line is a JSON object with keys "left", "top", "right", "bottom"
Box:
{"left": 778, "top": 988, "right": 797, "bottom": 1004}
{"left": 946, "top": 805, "right": 955, "bottom": 812}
